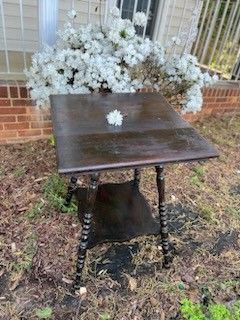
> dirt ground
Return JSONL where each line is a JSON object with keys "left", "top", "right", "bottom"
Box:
{"left": 0, "top": 115, "right": 239, "bottom": 320}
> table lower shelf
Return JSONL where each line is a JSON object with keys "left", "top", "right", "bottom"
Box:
{"left": 77, "top": 181, "right": 160, "bottom": 247}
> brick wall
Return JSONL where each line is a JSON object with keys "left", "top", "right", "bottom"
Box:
{"left": 0, "top": 80, "right": 239, "bottom": 144}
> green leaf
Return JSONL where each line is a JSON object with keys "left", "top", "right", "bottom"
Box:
{"left": 209, "top": 304, "right": 231, "bottom": 320}
{"left": 178, "top": 282, "right": 185, "bottom": 290}
{"left": 48, "top": 135, "right": 55, "bottom": 146}
{"left": 180, "top": 299, "right": 206, "bottom": 320}
{"left": 35, "top": 307, "right": 53, "bottom": 319}
{"left": 100, "top": 313, "right": 111, "bottom": 320}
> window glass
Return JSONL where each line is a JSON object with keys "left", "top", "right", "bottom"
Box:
{"left": 117, "top": 0, "right": 158, "bottom": 38}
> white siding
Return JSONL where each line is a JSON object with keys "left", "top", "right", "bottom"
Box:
{"left": 0, "top": 0, "right": 108, "bottom": 52}
{"left": 1, "top": 0, "right": 200, "bottom": 52}
{"left": 154, "top": 0, "right": 199, "bottom": 54}
{"left": 0, "top": 0, "right": 38, "bottom": 52}
{"left": 0, "top": 0, "right": 200, "bottom": 78}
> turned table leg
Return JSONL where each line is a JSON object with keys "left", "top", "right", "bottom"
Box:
{"left": 155, "top": 166, "right": 171, "bottom": 268}
{"left": 65, "top": 176, "right": 78, "bottom": 206}
{"left": 74, "top": 173, "right": 100, "bottom": 290}
{"left": 133, "top": 169, "right": 141, "bottom": 187}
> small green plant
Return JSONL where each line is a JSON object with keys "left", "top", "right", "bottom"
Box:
{"left": 197, "top": 202, "right": 215, "bottom": 221}
{"left": 48, "top": 135, "right": 55, "bottom": 146}
{"left": 180, "top": 298, "right": 240, "bottom": 320}
{"left": 43, "top": 174, "right": 77, "bottom": 214}
{"left": 13, "top": 167, "right": 25, "bottom": 178}
{"left": 208, "top": 304, "right": 231, "bottom": 320}
{"left": 35, "top": 306, "right": 53, "bottom": 319}
{"left": 193, "top": 165, "right": 205, "bottom": 179}
{"left": 190, "top": 165, "right": 205, "bottom": 188}
{"left": 12, "top": 234, "right": 37, "bottom": 274}
{"left": 190, "top": 175, "right": 203, "bottom": 188}
{"left": 26, "top": 201, "right": 45, "bottom": 220}
{"left": 180, "top": 299, "right": 206, "bottom": 320}
{"left": 100, "top": 313, "right": 111, "bottom": 320}
{"left": 0, "top": 166, "right": 4, "bottom": 177}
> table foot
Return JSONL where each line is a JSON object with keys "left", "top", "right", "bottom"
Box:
{"left": 156, "top": 166, "right": 172, "bottom": 268}
{"left": 74, "top": 173, "right": 100, "bottom": 290}
{"left": 133, "top": 169, "right": 141, "bottom": 188}
{"left": 64, "top": 176, "right": 77, "bottom": 207}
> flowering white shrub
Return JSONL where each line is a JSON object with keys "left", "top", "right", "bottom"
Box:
{"left": 26, "top": 7, "right": 218, "bottom": 113}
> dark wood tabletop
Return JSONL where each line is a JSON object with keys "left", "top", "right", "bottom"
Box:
{"left": 50, "top": 92, "right": 219, "bottom": 174}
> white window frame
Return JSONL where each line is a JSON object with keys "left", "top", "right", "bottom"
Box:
{"left": 38, "top": 0, "right": 59, "bottom": 48}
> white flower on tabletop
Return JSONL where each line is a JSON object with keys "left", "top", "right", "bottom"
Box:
{"left": 67, "top": 9, "right": 77, "bottom": 20}
{"left": 133, "top": 12, "right": 147, "bottom": 27}
{"left": 106, "top": 110, "right": 123, "bottom": 126}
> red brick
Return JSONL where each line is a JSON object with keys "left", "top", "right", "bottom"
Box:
{"left": 0, "top": 131, "right": 17, "bottom": 138}
{"left": 17, "top": 114, "right": 42, "bottom": 122}
{"left": 202, "top": 108, "right": 213, "bottom": 115}
{"left": 10, "top": 86, "right": 18, "bottom": 98}
{"left": 0, "top": 124, "right": 3, "bottom": 130}
{"left": 0, "top": 115, "right": 16, "bottom": 122}
{"left": 19, "top": 87, "right": 28, "bottom": 98}
{"left": 216, "top": 97, "right": 227, "bottom": 102}
{"left": 4, "top": 122, "right": 29, "bottom": 130}
{"left": 202, "top": 88, "right": 208, "bottom": 96}
{"left": 12, "top": 99, "right": 33, "bottom": 106}
{"left": 31, "top": 121, "right": 52, "bottom": 129}
{"left": 211, "top": 108, "right": 225, "bottom": 114}
{"left": 0, "top": 139, "right": 7, "bottom": 144}
{"left": 0, "top": 107, "right": 26, "bottom": 115}
{"left": 42, "top": 128, "right": 52, "bottom": 135}
{"left": 207, "top": 88, "right": 213, "bottom": 96}
{"left": 0, "top": 99, "right": 11, "bottom": 106}
{"left": 232, "top": 89, "right": 240, "bottom": 96}
{"left": 18, "top": 129, "right": 42, "bottom": 137}
{"left": 203, "top": 102, "right": 214, "bottom": 109}
{"left": 42, "top": 114, "right": 51, "bottom": 121}
{"left": 204, "top": 97, "right": 216, "bottom": 103}
{"left": 226, "top": 89, "right": 232, "bottom": 96}
{"left": 219, "top": 103, "right": 231, "bottom": 108}
{"left": 0, "top": 86, "right": 8, "bottom": 98}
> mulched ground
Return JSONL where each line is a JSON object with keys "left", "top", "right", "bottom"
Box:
{"left": 0, "top": 115, "right": 239, "bottom": 320}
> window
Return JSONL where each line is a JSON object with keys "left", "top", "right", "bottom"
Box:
{"left": 117, "top": 0, "right": 158, "bottom": 38}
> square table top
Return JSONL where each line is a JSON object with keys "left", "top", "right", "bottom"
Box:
{"left": 50, "top": 92, "right": 219, "bottom": 174}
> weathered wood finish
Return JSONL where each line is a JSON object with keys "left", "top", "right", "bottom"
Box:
{"left": 64, "top": 176, "right": 77, "bottom": 206}
{"left": 50, "top": 92, "right": 219, "bottom": 289}
{"left": 74, "top": 173, "right": 99, "bottom": 289}
{"left": 50, "top": 92, "right": 219, "bottom": 174}
{"left": 133, "top": 169, "right": 141, "bottom": 187}
{"left": 77, "top": 180, "right": 159, "bottom": 247}
{"left": 156, "top": 166, "right": 171, "bottom": 268}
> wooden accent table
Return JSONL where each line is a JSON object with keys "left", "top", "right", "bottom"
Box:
{"left": 50, "top": 92, "right": 219, "bottom": 289}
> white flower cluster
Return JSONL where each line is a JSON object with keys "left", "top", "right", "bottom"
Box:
{"left": 133, "top": 12, "right": 148, "bottom": 27}
{"left": 26, "top": 7, "right": 218, "bottom": 113}
{"left": 106, "top": 109, "right": 123, "bottom": 126}
{"left": 161, "top": 54, "right": 218, "bottom": 113}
